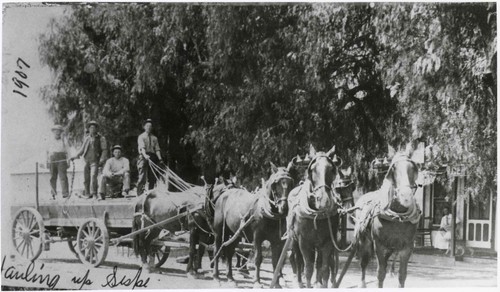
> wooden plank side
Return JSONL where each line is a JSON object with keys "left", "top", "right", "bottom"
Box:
{"left": 11, "top": 198, "right": 137, "bottom": 228}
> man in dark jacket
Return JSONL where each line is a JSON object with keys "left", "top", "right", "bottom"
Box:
{"left": 71, "top": 121, "right": 108, "bottom": 199}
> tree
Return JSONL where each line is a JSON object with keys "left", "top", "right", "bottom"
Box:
{"left": 39, "top": 3, "right": 496, "bottom": 197}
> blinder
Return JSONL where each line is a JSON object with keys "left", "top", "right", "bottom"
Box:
{"left": 268, "top": 168, "right": 294, "bottom": 207}
{"left": 306, "top": 154, "right": 343, "bottom": 206}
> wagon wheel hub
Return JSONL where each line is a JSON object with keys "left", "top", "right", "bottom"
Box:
{"left": 83, "top": 238, "right": 95, "bottom": 249}
{"left": 23, "top": 232, "right": 31, "bottom": 242}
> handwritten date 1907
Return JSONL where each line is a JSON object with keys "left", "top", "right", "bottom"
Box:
{"left": 12, "top": 57, "right": 30, "bottom": 98}
{"left": 101, "top": 266, "right": 150, "bottom": 290}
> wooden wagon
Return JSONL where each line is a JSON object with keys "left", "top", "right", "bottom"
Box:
{"left": 10, "top": 197, "right": 200, "bottom": 268}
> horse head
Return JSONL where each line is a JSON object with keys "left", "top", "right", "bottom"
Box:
{"left": 384, "top": 144, "right": 419, "bottom": 212}
{"left": 266, "top": 160, "right": 295, "bottom": 216}
{"left": 334, "top": 166, "right": 355, "bottom": 210}
{"left": 306, "top": 144, "right": 342, "bottom": 211}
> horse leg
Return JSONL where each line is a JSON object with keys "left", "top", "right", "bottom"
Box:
{"left": 212, "top": 230, "right": 222, "bottom": 281}
{"left": 397, "top": 248, "right": 412, "bottom": 288}
{"left": 315, "top": 251, "right": 322, "bottom": 285}
{"left": 329, "top": 250, "right": 338, "bottom": 287}
{"left": 145, "top": 239, "right": 155, "bottom": 273}
{"left": 225, "top": 242, "right": 237, "bottom": 286}
{"left": 253, "top": 235, "right": 264, "bottom": 288}
{"left": 289, "top": 240, "right": 304, "bottom": 288}
{"left": 299, "top": 239, "right": 315, "bottom": 288}
{"left": 197, "top": 242, "right": 206, "bottom": 271}
{"left": 389, "top": 252, "right": 398, "bottom": 277}
{"left": 359, "top": 238, "right": 372, "bottom": 288}
{"left": 271, "top": 239, "right": 285, "bottom": 288}
{"left": 374, "top": 242, "right": 392, "bottom": 288}
{"left": 318, "top": 246, "right": 332, "bottom": 288}
{"left": 208, "top": 246, "right": 215, "bottom": 269}
{"left": 139, "top": 235, "right": 149, "bottom": 272}
{"left": 187, "top": 229, "right": 198, "bottom": 276}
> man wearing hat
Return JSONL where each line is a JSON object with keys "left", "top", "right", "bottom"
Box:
{"left": 137, "top": 118, "right": 164, "bottom": 195}
{"left": 47, "top": 125, "right": 70, "bottom": 199}
{"left": 71, "top": 120, "right": 108, "bottom": 199}
{"left": 99, "top": 145, "right": 130, "bottom": 198}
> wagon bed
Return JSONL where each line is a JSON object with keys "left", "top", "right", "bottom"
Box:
{"left": 11, "top": 197, "right": 138, "bottom": 229}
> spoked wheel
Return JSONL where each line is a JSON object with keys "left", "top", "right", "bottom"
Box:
{"left": 12, "top": 207, "right": 45, "bottom": 261}
{"left": 68, "top": 239, "right": 79, "bottom": 258}
{"left": 76, "top": 219, "right": 109, "bottom": 267}
{"left": 152, "top": 245, "right": 170, "bottom": 268}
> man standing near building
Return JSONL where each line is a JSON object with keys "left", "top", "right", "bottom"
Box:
{"left": 137, "top": 119, "right": 164, "bottom": 195}
{"left": 47, "top": 124, "right": 70, "bottom": 199}
{"left": 99, "top": 145, "right": 130, "bottom": 199}
{"left": 71, "top": 121, "right": 108, "bottom": 200}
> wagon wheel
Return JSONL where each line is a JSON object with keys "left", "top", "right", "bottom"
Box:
{"left": 152, "top": 245, "right": 171, "bottom": 268}
{"left": 11, "top": 207, "right": 45, "bottom": 261}
{"left": 76, "top": 218, "right": 109, "bottom": 267}
{"left": 67, "top": 239, "right": 79, "bottom": 258}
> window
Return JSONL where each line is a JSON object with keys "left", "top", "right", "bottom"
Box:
{"left": 469, "top": 193, "right": 490, "bottom": 220}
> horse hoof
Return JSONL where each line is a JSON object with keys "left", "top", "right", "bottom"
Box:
{"left": 253, "top": 282, "right": 263, "bottom": 289}
{"left": 297, "top": 282, "right": 305, "bottom": 289}
{"left": 359, "top": 281, "right": 367, "bottom": 288}
{"left": 314, "top": 282, "right": 322, "bottom": 288}
{"left": 274, "top": 282, "right": 282, "bottom": 289}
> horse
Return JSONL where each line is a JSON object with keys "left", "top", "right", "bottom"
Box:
{"left": 353, "top": 145, "right": 422, "bottom": 288}
{"left": 287, "top": 145, "right": 343, "bottom": 288}
{"left": 185, "top": 178, "right": 234, "bottom": 276}
{"left": 212, "top": 160, "right": 295, "bottom": 287}
{"left": 132, "top": 186, "right": 205, "bottom": 272}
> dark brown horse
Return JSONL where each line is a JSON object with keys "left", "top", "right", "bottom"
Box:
{"left": 354, "top": 145, "right": 421, "bottom": 288}
{"left": 212, "top": 161, "right": 295, "bottom": 287}
{"left": 132, "top": 186, "right": 205, "bottom": 272}
{"left": 185, "top": 178, "right": 232, "bottom": 276}
{"left": 287, "top": 145, "right": 342, "bottom": 288}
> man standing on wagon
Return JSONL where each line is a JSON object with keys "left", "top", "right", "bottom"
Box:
{"left": 47, "top": 124, "right": 70, "bottom": 199}
{"left": 137, "top": 118, "right": 164, "bottom": 195}
{"left": 71, "top": 120, "right": 108, "bottom": 200}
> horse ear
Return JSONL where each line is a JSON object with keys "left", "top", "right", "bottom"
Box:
{"left": 387, "top": 144, "right": 396, "bottom": 160}
{"left": 326, "top": 145, "right": 336, "bottom": 157}
{"left": 286, "top": 156, "right": 297, "bottom": 172}
{"left": 270, "top": 162, "right": 278, "bottom": 173}
{"left": 309, "top": 144, "right": 317, "bottom": 157}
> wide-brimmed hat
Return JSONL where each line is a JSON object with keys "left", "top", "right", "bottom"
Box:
{"left": 111, "top": 145, "right": 122, "bottom": 151}
{"left": 143, "top": 118, "right": 153, "bottom": 126}
{"left": 87, "top": 120, "right": 99, "bottom": 128}
{"left": 51, "top": 125, "right": 63, "bottom": 132}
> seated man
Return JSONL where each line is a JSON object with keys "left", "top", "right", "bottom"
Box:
{"left": 98, "top": 145, "right": 130, "bottom": 199}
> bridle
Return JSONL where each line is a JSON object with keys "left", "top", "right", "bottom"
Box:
{"left": 307, "top": 154, "right": 341, "bottom": 206}
{"left": 385, "top": 155, "right": 420, "bottom": 197}
{"left": 267, "top": 169, "right": 294, "bottom": 208}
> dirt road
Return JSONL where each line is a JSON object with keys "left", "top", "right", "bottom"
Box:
{"left": 1, "top": 242, "right": 497, "bottom": 289}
